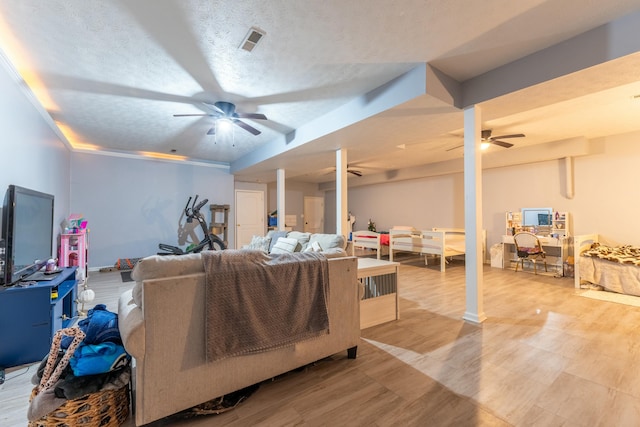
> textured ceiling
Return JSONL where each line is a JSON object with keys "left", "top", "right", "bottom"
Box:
{"left": 1, "top": 0, "right": 640, "bottom": 184}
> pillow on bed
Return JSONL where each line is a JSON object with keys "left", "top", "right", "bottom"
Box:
{"left": 270, "top": 237, "right": 299, "bottom": 254}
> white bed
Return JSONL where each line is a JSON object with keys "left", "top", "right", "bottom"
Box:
{"left": 574, "top": 234, "right": 640, "bottom": 297}
{"left": 389, "top": 227, "right": 470, "bottom": 272}
{"left": 351, "top": 230, "right": 389, "bottom": 260}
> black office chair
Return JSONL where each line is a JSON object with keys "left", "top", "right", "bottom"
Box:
{"left": 513, "top": 231, "right": 547, "bottom": 274}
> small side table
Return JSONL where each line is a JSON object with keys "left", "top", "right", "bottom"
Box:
{"left": 357, "top": 258, "right": 400, "bottom": 328}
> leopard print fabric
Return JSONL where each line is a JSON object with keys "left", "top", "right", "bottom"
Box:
{"left": 36, "top": 327, "right": 86, "bottom": 393}
{"left": 582, "top": 243, "right": 640, "bottom": 266}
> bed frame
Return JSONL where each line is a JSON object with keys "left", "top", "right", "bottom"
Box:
{"left": 351, "top": 230, "right": 389, "bottom": 260}
{"left": 573, "top": 234, "right": 599, "bottom": 289}
{"left": 389, "top": 227, "right": 472, "bottom": 272}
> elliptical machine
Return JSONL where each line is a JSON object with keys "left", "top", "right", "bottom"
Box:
{"left": 158, "top": 195, "right": 226, "bottom": 255}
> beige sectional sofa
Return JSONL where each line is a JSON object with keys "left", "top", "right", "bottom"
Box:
{"left": 118, "top": 248, "right": 360, "bottom": 426}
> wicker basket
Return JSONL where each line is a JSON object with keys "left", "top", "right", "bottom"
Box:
{"left": 28, "top": 327, "right": 131, "bottom": 427}
{"left": 28, "top": 383, "right": 130, "bottom": 427}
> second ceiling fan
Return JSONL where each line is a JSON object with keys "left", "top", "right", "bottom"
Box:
{"left": 327, "top": 166, "right": 363, "bottom": 177}
{"left": 174, "top": 101, "right": 267, "bottom": 136}
{"left": 447, "top": 129, "right": 525, "bottom": 151}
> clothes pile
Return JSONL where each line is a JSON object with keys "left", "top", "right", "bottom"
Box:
{"left": 27, "top": 304, "right": 131, "bottom": 422}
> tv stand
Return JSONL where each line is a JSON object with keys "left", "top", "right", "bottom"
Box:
{"left": 0, "top": 267, "right": 78, "bottom": 368}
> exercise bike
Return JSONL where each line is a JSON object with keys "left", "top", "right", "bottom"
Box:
{"left": 158, "top": 195, "right": 226, "bottom": 255}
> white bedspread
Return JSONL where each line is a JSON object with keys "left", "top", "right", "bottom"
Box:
{"left": 580, "top": 256, "right": 640, "bottom": 297}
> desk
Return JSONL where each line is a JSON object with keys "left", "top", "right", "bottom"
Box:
{"left": 357, "top": 258, "right": 399, "bottom": 328}
{"left": 502, "top": 235, "right": 569, "bottom": 275}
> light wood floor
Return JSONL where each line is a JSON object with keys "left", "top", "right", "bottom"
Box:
{"left": 3, "top": 252, "right": 640, "bottom": 426}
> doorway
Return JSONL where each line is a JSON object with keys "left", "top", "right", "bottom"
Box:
{"left": 235, "top": 189, "right": 264, "bottom": 248}
{"left": 303, "top": 196, "right": 324, "bottom": 233}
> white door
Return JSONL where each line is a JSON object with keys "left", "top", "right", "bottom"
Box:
{"left": 303, "top": 196, "right": 324, "bottom": 233}
{"left": 235, "top": 190, "right": 264, "bottom": 248}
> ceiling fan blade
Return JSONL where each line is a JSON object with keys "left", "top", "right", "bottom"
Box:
{"left": 491, "top": 139, "right": 514, "bottom": 148}
{"left": 174, "top": 113, "right": 211, "bottom": 117}
{"left": 206, "top": 127, "right": 216, "bottom": 135}
{"left": 492, "top": 133, "right": 525, "bottom": 139}
{"left": 446, "top": 144, "right": 464, "bottom": 151}
{"left": 233, "top": 119, "right": 261, "bottom": 135}
{"left": 203, "top": 101, "right": 227, "bottom": 115}
{"left": 236, "top": 113, "right": 267, "bottom": 120}
{"left": 348, "top": 169, "right": 363, "bottom": 177}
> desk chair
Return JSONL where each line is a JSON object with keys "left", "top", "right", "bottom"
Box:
{"left": 513, "top": 232, "right": 547, "bottom": 274}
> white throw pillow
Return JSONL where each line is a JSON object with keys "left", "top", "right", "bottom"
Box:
{"left": 244, "top": 235, "right": 271, "bottom": 252}
{"left": 270, "top": 237, "right": 299, "bottom": 254}
{"left": 303, "top": 240, "right": 323, "bottom": 252}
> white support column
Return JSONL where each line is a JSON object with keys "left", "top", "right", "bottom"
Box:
{"left": 336, "top": 149, "right": 348, "bottom": 237}
{"left": 276, "top": 168, "right": 286, "bottom": 231}
{"left": 462, "top": 105, "right": 487, "bottom": 324}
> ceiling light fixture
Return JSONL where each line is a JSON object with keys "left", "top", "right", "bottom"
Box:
{"left": 215, "top": 118, "right": 235, "bottom": 146}
{"left": 480, "top": 142, "right": 491, "bottom": 150}
{"left": 239, "top": 27, "right": 265, "bottom": 52}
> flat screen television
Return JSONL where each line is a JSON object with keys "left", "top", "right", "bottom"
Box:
{"left": 1, "top": 185, "right": 55, "bottom": 286}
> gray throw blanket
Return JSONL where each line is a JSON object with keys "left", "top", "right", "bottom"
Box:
{"left": 202, "top": 250, "right": 330, "bottom": 362}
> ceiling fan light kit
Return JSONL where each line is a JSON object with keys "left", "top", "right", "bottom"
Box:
{"left": 215, "top": 119, "right": 235, "bottom": 146}
{"left": 174, "top": 101, "right": 267, "bottom": 139}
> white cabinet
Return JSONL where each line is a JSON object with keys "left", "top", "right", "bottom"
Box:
{"left": 505, "top": 211, "right": 522, "bottom": 236}
{"left": 552, "top": 211, "right": 569, "bottom": 237}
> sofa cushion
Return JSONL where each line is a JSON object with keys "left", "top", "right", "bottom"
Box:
{"left": 245, "top": 235, "right": 271, "bottom": 252}
{"left": 287, "top": 231, "right": 311, "bottom": 251}
{"left": 303, "top": 240, "right": 323, "bottom": 252}
{"left": 270, "top": 237, "right": 299, "bottom": 254}
{"left": 131, "top": 253, "right": 204, "bottom": 307}
{"left": 309, "top": 234, "right": 346, "bottom": 251}
{"left": 266, "top": 230, "right": 289, "bottom": 252}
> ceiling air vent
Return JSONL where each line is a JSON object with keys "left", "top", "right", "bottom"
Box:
{"left": 240, "top": 27, "right": 265, "bottom": 52}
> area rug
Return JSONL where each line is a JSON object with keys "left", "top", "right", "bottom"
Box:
{"left": 579, "top": 289, "right": 640, "bottom": 308}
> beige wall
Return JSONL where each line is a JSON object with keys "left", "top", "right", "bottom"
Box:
{"left": 342, "top": 131, "right": 640, "bottom": 251}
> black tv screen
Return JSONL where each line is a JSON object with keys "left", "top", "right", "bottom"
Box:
{"left": 1, "top": 185, "right": 54, "bottom": 286}
{"left": 537, "top": 213, "right": 551, "bottom": 226}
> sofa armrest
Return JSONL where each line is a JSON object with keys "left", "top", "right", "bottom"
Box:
{"left": 118, "top": 289, "right": 145, "bottom": 359}
{"left": 309, "top": 234, "right": 346, "bottom": 251}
